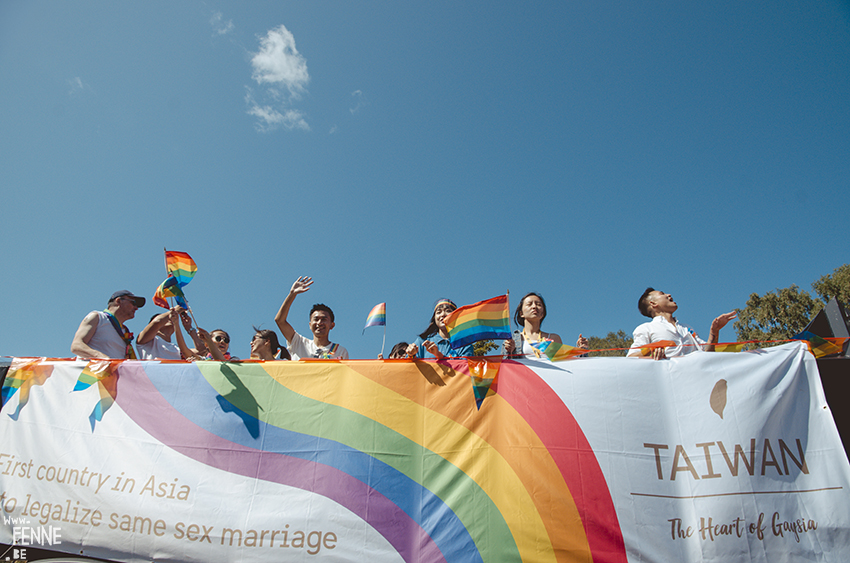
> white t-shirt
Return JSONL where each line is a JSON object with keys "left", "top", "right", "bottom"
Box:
{"left": 629, "top": 316, "right": 705, "bottom": 358}
{"left": 287, "top": 331, "right": 349, "bottom": 360}
{"left": 137, "top": 335, "right": 181, "bottom": 360}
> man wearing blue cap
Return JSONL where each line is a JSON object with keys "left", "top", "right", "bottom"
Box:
{"left": 71, "top": 290, "right": 145, "bottom": 359}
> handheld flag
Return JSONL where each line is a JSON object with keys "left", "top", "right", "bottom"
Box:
{"left": 444, "top": 295, "right": 511, "bottom": 350}
{"left": 363, "top": 303, "right": 386, "bottom": 332}
{"left": 165, "top": 250, "right": 197, "bottom": 287}
{"left": 528, "top": 339, "right": 585, "bottom": 361}
{"left": 153, "top": 276, "right": 188, "bottom": 310}
{"left": 639, "top": 340, "right": 677, "bottom": 357}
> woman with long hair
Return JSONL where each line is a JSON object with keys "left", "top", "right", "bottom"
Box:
{"left": 405, "top": 299, "right": 474, "bottom": 359}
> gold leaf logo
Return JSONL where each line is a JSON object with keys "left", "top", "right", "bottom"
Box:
{"left": 710, "top": 379, "right": 727, "bottom": 419}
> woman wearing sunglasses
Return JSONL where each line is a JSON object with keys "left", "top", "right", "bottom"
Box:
{"left": 196, "top": 328, "right": 238, "bottom": 361}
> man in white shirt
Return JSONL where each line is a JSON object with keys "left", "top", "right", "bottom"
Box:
{"left": 275, "top": 276, "right": 349, "bottom": 360}
{"left": 628, "top": 288, "right": 737, "bottom": 360}
{"left": 137, "top": 306, "right": 194, "bottom": 360}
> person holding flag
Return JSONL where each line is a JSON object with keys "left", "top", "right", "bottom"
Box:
{"left": 405, "top": 299, "right": 475, "bottom": 359}
{"left": 137, "top": 306, "right": 195, "bottom": 360}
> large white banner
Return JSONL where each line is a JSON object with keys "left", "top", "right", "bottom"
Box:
{"left": 0, "top": 342, "right": 847, "bottom": 562}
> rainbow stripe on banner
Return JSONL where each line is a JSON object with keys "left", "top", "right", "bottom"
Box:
{"left": 165, "top": 250, "right": 197, "bottom": 286}
{"left": 109, "top": 359, "right": 626, "bottom": 562}
{"left": 444, "top": 295, "right": 511, "bottom": 350}
{"left": 364, "top": 303, "right": 386, "bottom": 330}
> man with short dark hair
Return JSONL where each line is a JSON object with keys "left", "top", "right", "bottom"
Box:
{"left": 628, "top": 288, "right": 736, "bottom": 360}
{"left": 137, "top": 306, "right": 195, "bottom": 360}
{"left": 71, "top": 290, "right": 145, "bottom": 359}
{"left": 275, "top": 276, "right": 349, "bottom": 360}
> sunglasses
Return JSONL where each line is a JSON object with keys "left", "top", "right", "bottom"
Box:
{"left": 213, "top": 335, "right": 230, "bottom": 344}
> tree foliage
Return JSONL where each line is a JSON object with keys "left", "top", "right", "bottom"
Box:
{"left": 733, "top": 263, "right": 849, "bottom": 349}
{"left": 473, "top": 339, "right": 499, "bottom": 356}
{"left": 733, "top": 285, "right": 820, "bottom": 347}
{"left": 812, "top": 264, "right": 850, "bottom": 305}
{"left": 587, "top": 330, "right": 633, "bottom": 357}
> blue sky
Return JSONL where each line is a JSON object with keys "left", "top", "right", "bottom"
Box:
{"left": 1, "top": 1, "right": 848, "bottom": 359}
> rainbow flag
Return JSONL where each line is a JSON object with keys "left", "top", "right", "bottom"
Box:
{"left": 165, "top": 250, "right": 197, "bottom": 287}
{"left": 363, "top": 303, "right": 386, "bottom": 331}
{"left": 528, "top": 339, "right": 585, "bottom": 362}
{"left": 639, "top": 340, "right": 677, "bottom": 356}
{"left": 444, "top": 295, "right": 511, "bottom": 350}
{"left": 153, "top": 276, "right": 188, "bottom": 310}
{"left": 793, "top": 331, "right": 844, "bottom": 358}
{"left": 714, "top": 342, "right": 746, "bottom": 353}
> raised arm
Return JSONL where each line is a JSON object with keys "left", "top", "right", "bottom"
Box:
{"left": 706, "top": 311, "right": 737, "bottom": 351}
{"left": 71, "top": 312, "right": 110, "bottom": 359}
{"left": 137, "top": 310, "right": 171, "bottom": 346}
{"left": 197, "top": 328, "right": 225, "bottom": 361}
{"left": 171, "top": 308, "right": 197, "bottom": 360}
{"left": 275, "top": 276, "right": 313, "bottom": 343}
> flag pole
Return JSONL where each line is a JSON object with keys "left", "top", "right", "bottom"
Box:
{"left": 381, "top": 326, "right": 386, "bottom": 358}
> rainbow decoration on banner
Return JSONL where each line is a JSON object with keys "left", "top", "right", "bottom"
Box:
{"left": 444, "top": 295, "right": 511, "bottom": 350}
{"left": 363, "top": 302, "right": 386, "bottom": 331}
{"left": 73, "top": 360, "right": 120, "bottom": 422}
{"left": 528, "top": 339, "right": 585, "bottom": 362}
{"left": 165, "top": 250, "right": 197, "bottom": 287}
{"left": 639, "top": 339, "right": 677, "bottom": 356}
{"left": 153, "top": 276, "right": 188, "bottom": 310}
{"left": 714, "top": 342, "right": 746, "bottom": 353}
{"left": 793, "top": 331, "right": 847, "bottom": 358}
{"left": 466, "top": 358, "right": 501, "bottom": 410}
{"left": 1, "top": 358, "right": 53, "bottom": 418}
{"left": 101, "top": 359, "right": 627, "bottom": 563}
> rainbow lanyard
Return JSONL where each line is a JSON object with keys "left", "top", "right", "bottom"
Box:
{"left": 316, "top": 343, "right": 339, "bottom": 359}
{"left": 103, "top": 310, "right": 137, "bottom": 360}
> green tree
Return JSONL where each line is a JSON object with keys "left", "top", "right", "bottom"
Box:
{"left": 587, "top": 330, "right": 633, "bottom": 357}
{"left": 812, "top": 264, "right": 850, "bottom": 305}
{"left": 734, "top": 263, "right": 849, "bottom": 349}
{"left": 473, "top": 340, "right": 499, "bottom": 356}
{"left": 734, "top": 285, "right": 820, "bottom": 348}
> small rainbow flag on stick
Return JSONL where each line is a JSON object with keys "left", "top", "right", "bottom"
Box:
{"left": 528, "top": 339, "right": 585, "bottom": 362}
{"left": 444, "top": 295, "right": 511, "bottom": 350}
{"left": 153, "top": 276, "right": 188, "bottom": 310}
{"left": 363, "top": 303, "right": 386, "bottom": 331}
{"left": 165, "top": 250, "right": 197, "bottom": 287}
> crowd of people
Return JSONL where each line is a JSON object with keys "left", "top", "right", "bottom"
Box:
{"left": 70, "top": 279, "right": 737, "bottom": 362}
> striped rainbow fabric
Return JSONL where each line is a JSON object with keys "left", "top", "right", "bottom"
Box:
{"left": 153, "top": 276, "right": 188, "bottom": 310}
{"left": 444, "top": 295, "right": 511, "bottom": 350}
{"left": 165, "top": 250, "right": 197, "bottom": 286}
{"left": 364, "top": 302, "right": 386, "bottom": 330}
{"left": 528, "top": 339, "right": 585, "bottom": 362}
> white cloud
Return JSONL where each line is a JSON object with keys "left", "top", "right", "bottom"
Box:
{"left": 251, "top": 25, "right": 309, "bottom": 98}
{"left": 210, "top": 12, "right": 234, "bottom": 36}
{"left": 329, "top": 125, "right": 338, "bottom": 135}
{"left": 245, "top": 89, "right": 309, "bottom": 132}
{"left": 245, "top": 24, "right": 311, "bottom": 132}
{"left": 67, "top": 77, "right": 89, "bottom": 95}
{"left": 350, "top": 89, "right": 365, "bottom": 114}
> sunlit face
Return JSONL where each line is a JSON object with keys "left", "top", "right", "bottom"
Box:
{"left": 250, "top": 333, "right": 269, "bottom": 356}
{"left": 434, "top": 303, "right": 457, "bottom": 330}
{"left": 521, "top": 295, "right": 546, "bottom": 322}
{"left": 310, "top": 311, "right": 334, "bottom": 338}
{"left": 648, "top": 291, "right": 677, "bottom": 315}
{"left": 211, "top": 330, "right": 230, "bottom": 354}
{"left": 115, "top": 297, "right": 139, "bottom": 320}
